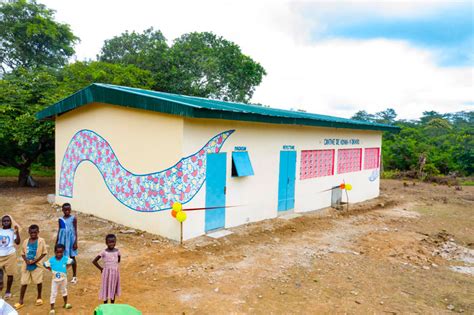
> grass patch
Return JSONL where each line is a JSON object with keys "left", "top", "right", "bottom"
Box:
{"left": 461, "top": 181, "right": 474, "bottom": 186}
{"left": 0, "top": 167, "right": 18, "bottom": 177}
{"left": 381, "top": 170, "right": 399, "bottom": 179}
{"left": 0, "top": 166, "right": 54, "bottom": 177}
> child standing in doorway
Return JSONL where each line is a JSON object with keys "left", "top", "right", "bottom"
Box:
{"left": 92, "top": 234, "right": 121, "bottom": 304}
{"left": 43, "top": 244, "right": 73, "bottom": 314}
{"left": 0, "top": 215, "right": 20, "bottom": 300}
{"left": 15, "top": 224, "right": 47, "bottom": 310}
{"left": 56, "top": 203, "right": 78, "bottom": 283}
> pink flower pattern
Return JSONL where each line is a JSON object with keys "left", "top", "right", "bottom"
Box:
{"left": 337, "top": 148, "right": 362, "bottom": 174}
{"left": 300, "top": 150, "right": 334, "bottom": 180}
{"left": 364, "top": 148, "right": 380, "bottom": 170}
{"left": 59, "top": 129, "right": 234, "bottom": 211}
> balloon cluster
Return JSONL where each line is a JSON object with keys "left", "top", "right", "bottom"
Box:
{"left": 339, "top": 183, "right": 353, "bottom": 191}
{"left": 171, "top": 202, "right": 187, "bottom": 222}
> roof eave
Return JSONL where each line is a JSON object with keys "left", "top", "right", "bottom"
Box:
{"left": 36, "top": 84, "right": 400, "bottom": 133}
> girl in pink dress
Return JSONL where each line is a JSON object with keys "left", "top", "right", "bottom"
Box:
{"left": 92, "top": 234, "right": 121, "bottom": 303}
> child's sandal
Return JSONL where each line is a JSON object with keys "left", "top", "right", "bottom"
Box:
{"left": 14, "top": 303, "right": 24, "bottom": 310}
{"left": 64, "top": 303, "right": 72, "bottom": 309}
{"left": 36, "top": 298, "right": 44, "bottom": 306}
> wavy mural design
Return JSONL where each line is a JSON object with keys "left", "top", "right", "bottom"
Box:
{"left": 59, "top": 129, "right": 234, "bottom": 211}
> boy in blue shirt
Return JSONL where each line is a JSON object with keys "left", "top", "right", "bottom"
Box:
{"left": 43, "top": 244, "right": 73, "bottom": 314}
{"left": 15, "top": 224, "right": 47, "bottom": 310}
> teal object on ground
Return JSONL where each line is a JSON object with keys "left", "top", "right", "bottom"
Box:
{"left": 94, "top": 304, "right": 142, "bottom": 315}
{"left": 36, "top": 83, "right": 399, "bottom": 132}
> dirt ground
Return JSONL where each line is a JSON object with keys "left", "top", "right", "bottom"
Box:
{"left": 0, "top": 178, "right": 473, "bottom": 315}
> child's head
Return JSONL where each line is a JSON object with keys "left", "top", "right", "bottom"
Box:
{"left": 28, "top": 224, "right": 39, "bottom": 239}
{"left": 62, "top": 203, "right": 72, "bottom": 216}
{"left": 54, "top": 243, "right": 65, "bottom": 259}
{"left": 105, "top": 234, "right": 116, "bottom": 250}
{"left": 1, "top": 215, "right": 12, "bottom": 229}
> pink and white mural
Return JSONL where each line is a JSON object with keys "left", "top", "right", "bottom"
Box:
{"left": 59, "top": 129, "right": 234, "bottom": 211}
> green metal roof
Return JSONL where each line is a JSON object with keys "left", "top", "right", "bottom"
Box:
{"left": 36, "top": 83, "right": 399, "bottom": 132}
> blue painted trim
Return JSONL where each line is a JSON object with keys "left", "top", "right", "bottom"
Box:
{"left": 232, "top": 151, "right": 254, "bottom": 177}
{"left": 277, "top": 150, "right": 296, "bottom": 211}
{"left": 59, "top": 129, "right": 235, "bottom": 213}
{"left": 205, "top": 153, "right": 227, "bottom": 231}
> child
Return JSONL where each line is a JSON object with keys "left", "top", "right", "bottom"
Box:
{"left": 92, "top": 234, "right": 121, "bottom": 304}
{"left": 0, "top": 215, "right": 20, "bottom": 300}
{"left": 56, "top": 203, "right": 78, "bottom": 283}
{"left": 0, "top": 269, "right": 16, "bottom": 314}
{"left": 15, "top": 224, "right": 47, "bottom": 310}
{"left": 43, "top": 244, "right": 73, "bottom": 314}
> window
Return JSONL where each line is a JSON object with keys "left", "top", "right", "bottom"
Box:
{"left": 300, "top": 149, "right": 334, "bottom": 180}
{"left": 337, "top": 148, "right": 362, "bottom": 174}
{"left": 232, "top": 151, "right": 254, "bottom": 177}
{"left": 364, "top": 148, "right": 380, "bottom": 169}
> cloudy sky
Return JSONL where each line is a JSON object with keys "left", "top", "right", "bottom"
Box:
{"left": 39, "top": 0, "right": 473, "bottom": 120}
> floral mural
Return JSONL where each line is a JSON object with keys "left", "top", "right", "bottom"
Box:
{"left": 59, "top": 129, "right": 234, "bottom": 211}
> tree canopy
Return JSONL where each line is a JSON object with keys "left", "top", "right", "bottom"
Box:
{"left": 98, "top": 29, "right": 267, "bottom": 103}
{"left": 0, "top": 0, "right": 78, "bottom": 73}
{"left": 0, "top": 62, "right": 156, "bottom": 185}
{"left": 0, "top": 1, "right": 268, "bottom": 186}
{"left": 351, "top": 109, "right": 474, "bottom": 177}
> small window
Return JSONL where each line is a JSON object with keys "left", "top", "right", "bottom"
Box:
{"left": 300, "top": 149, "right": 334, "bottom": 180}
{"left": 364, "top": 148, "right": 380, "bottom": 169}
{"left": 337, "top": 148, "right": 362, "bottom": 174}
{"left": 232, "top": 151, "right": 254, "bottom": 177}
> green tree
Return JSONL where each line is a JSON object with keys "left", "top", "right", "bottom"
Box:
{"left": 351, "top": 110, "right": 375, "bottom": 122}
{"left": 98, "top": 29, "right": 266, "bottom": 103}
{"left": 59, "top": 61, "right": 155, "bottom": 92}
{"left": 375, "top": 108, "right": 397, "bottom": 124}
{"left": 98, "top": 27, "right": 169, "bottom": 89}
{"left": 0, "top": 62, "right": 155, "bottom": 186}
{"left": 419, "top": 110, "right": 444, "bottom": 124}
{"left": 0, "top": 0, "right": 78, "bottom": 73}
{"left": 0, "top": 68, "right": 58, "bottom": 186}
{"left": 168, "top": 32, "right": 266, "bottom": 102}
{"left": 357, "top": 107, "right": 474, "bottom": 177}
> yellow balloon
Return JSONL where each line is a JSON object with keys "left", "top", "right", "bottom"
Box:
{"left": 345, "top": 184, "right": 353, "bottom": 191}
{"left": 172, "top": 202, "right": 183, "bottom": 212}
{"left": 176, "top": 211, "right": 187, "bottom": 222}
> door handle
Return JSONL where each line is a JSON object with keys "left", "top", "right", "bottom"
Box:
{"left": 224, "top": 186, "right": 227, "bottom": 195}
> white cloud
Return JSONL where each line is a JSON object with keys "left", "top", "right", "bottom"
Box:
{"left": 39, "top": 0, "right": 473, "bottom": 119}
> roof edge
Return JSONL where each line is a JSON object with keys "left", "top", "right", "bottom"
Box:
{"left": 36, "top": 83, "right": 400, "bottom": 132}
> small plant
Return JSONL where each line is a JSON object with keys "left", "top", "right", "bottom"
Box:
{"left": 381, "top": 170, "right": 399, "bottom": 179}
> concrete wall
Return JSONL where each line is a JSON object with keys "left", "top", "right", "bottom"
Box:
{"left": 55, "top": 104, "right": 381, "bottom": 241}
{"left": 55, "top": 103, "right": 184, "bottom": 240}
{"left": 182, "top": 119, "right": 381, "bottom": 240}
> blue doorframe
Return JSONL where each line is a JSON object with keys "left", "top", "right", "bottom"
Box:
{"left": 278, "top": 150, "right": 296, "bottom": 211}
{"left": 205, "top": 153, "right": 227, "bottom": 232}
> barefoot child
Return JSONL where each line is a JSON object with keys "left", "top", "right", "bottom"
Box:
{"left": 43, "top": 244, "right": 73, "bottom": 314}
{"left": 15, "top": 224, "right": 47, "bottom": 310}
{"left": 0, "top": 215, "right": 20, "bottom": 300}
{"left": 92, "top": 234, "right": 121, "bottom": 304}
{"left": 56, "top": 203, "right": 78, "bottom": 283}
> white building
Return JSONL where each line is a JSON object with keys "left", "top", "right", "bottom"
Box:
{"left": 37, "top": 83, "right": 398, "bottom": 241}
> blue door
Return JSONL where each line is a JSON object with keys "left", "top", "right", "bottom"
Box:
{"left": 205, "top": 153, "right": 227, "bottom": 231}
{"left": 278, "top": 150, "right": 296, "bottom": 211}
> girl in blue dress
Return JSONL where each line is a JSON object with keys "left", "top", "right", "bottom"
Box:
{"left": 55, "top": 203, "right": 78, "bottom": 284}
